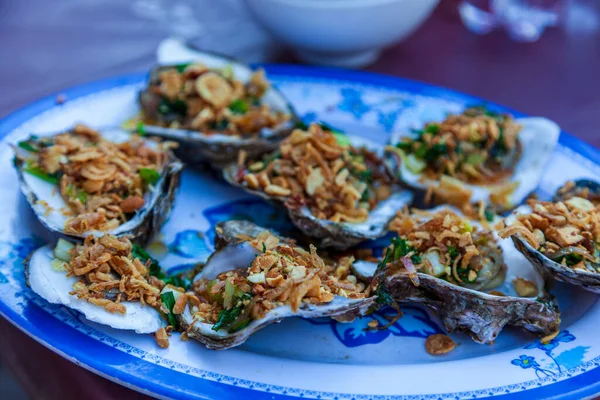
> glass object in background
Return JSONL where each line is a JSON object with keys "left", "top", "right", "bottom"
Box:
{"left": 459, "top": 0, "right": 565, "bottom": 42}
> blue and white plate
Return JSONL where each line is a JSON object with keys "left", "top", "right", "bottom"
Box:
{"left": 1, "top": 66, "right": 599, "bottom": 400}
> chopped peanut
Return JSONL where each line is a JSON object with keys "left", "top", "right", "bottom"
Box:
{"left": 155, "top": 327, "right": 170, "bottom": 349}
{"left": 425, "top": 334, "right": 456, "bottom": 355}
{"left": 513, "top": 278, "right": 538, "bottom": 298}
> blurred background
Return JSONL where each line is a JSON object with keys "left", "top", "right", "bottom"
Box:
{"left": 1, "top": 0, "right": 599, "bottom": 398}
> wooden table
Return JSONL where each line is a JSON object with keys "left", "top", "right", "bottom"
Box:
{"left": 0, "top": 2, "right": 598, "bottom": 399}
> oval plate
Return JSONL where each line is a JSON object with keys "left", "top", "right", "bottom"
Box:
{"left": 1, "top": 66, "right": 599, "bottom": 400}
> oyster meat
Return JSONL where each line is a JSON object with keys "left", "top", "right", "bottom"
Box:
{"left": 357, "top": 206, "right": 560, "bottom": 344}
{"left": 388, "top": 106, "right": 560, "bottom": 211}
{"left": 500, "top": 180, "right": 600, "bottom": 293}
{"left": 223, "top": 123, "right": 414, "bottom": 249}
{"left": 179, "top": 220, "right": 375, "bottom": 350}
{"left": 13, "top": 125, "right": 182, "bottom": 245}
{"left": 138, "top": 50, "right": 298, "bottom": 167}
{"left": 25, "top": 235, "right": 170, "bottom": 334}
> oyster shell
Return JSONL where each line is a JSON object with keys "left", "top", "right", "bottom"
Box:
{"left": 503, "top": 180, "right": 600, "bottom": 293}
{"left": 357, "top": 206, "right": 560, "bottom": 344}
{"left": 388, "top": 108, "right": 560, "bottom": 211}
{"left": 13, "top": 126, "right": 182, "bottom": 245}
{"left": 138, "top": 50, "right": 299, "bottom": 168}
{"left": 25, "top": 241, "right": 165, "bottom": 334}
{"left": 554, "top": 179, "right": 600, "bottom": 203}
{"left": 223, "top": 125, "right": 414, "bottom": 249}
{"left": 179, "top": 220, "right": 375, "bottom": 350}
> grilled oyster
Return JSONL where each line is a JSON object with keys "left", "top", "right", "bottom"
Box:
{"left": 355, "top": 206, "right": 560, "bottom": 344}
{"left": 179, "top": 220, "right": 375, "bottom": 350}
{"left": 388, "top": 106, "right": 559, "bottom": 211}
{"left": 25, "top": 236, "right": 169, "bottom": 334}
{"left": 138, "top": 50, "right": 298, "bottom": 167}
{"left": 223, "top": 123, "right": 414, "bottom": 249}
{"left": 13, "top": 125, "right": 182, "bottom": 245}
{"left": 500, "top": 180, "right": 600, "bottom": 293}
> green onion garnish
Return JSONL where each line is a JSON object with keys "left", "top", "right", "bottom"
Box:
{"left": 139, "top": 168, "right": 160, "bottom": 185}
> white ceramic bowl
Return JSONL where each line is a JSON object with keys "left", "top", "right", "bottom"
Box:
{"left": 244, "top": 0, "right": 439, "bottom": 68}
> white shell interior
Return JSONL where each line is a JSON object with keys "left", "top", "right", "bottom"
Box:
{"left": 20, "top": 128, "right": 166, "bottom": 237}
{"left": 394, "top": 117, "right": 560, "bottom": 207}
{"left": 29, "top": 245, "right": 165, "bottom": 334}
{"left": 193, "top": 241, "right": 259, "bottom": 282}
{"left": 152, "top": 38, "right": 294, "bottom": 141}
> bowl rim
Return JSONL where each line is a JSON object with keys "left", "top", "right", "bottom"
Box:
{"left": 247, "top": 0, "right": 439, "bottom": 10}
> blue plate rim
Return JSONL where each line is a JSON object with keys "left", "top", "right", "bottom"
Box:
{"left": 0, "top": 64, "right": 599, "bottom": 400}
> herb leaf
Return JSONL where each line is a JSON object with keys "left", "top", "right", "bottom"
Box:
{"left": 229, "top": 99, "right": 249, "bottom": 114}
{"left": 163, "top": 275, "right": 191, "bottom": 289}
{"left": 564, "top": 254, "right": 583, "bottom": 266}
{"left": 158, "top": 98, "right": 187, "bottom": 116}
{"left": 484, "top": 209, "right": 495, "bottom": 222}
{"left": 160, "top": 291, "right": 179, "bottom": 329}
{"left": 132, "top": 244, "right": 190, "bottom": 289}
{"left": 139, "top": 168, "right": 160, "bottom": 185}
{"left": 213, "top": 308, "right": 242, "bottom": 332}
{"left": 374, "top": 283, "right": 393, "bottom": 306}
{"left": 358, "top": 169, "right": 373, "bottom": 183}
{"left": 174, "top": 63, "right": 190, "bottom": 73}
{"left": 18, "top": 139, "right": 38, "bottom": 152}
{"left": 212, "top": 292, "right": 252, "bottom": 333}
{"left": 376, "top": 248, "right": 392, "bottom": 274}
{"left": 76, "top": 190, "right": 87, "bottom": 204}
{"left": 414, "top": 143, "right": 428, "bottom": 159}
{"left": 391, "top": 237, "right": 420, "bottom": 263}
{"left": 132, "top": 244, "right": 164, "bottom": 279}
{"left": 447, "top": 246, "right": 460, "bottom": 260}
{"left": 425, "top": 124, "right": 440, "bottom": 134}
{"left": 136, "top": 121, "right": 146, "bottom": 136}
{"left": 261, "top": 150, "right": 281, "bottom": 167}
{"left": 23, "top": 164, "right": 60, "bottom": 185}
{"left": 395, "top": 141, "right": 413, "bottom": 151}
{"left": 423, "top": 143, "right": 448, "bottom": 162}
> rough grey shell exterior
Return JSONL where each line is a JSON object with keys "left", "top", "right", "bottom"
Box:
{"left": 375, "top": 269, "right": 561, "bottom": 344}
{"left": 512, "top": 235, "right": 600, "bottom": 294}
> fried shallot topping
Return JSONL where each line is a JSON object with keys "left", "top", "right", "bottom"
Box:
{"left": 236, "top": 123, "right": 393, "bottom": 223}
{"left": 143, "top": 63, "right": 289, "bottom": 135}
{"left": 393, "top": 106, "right": 521, "bottom": 185}
{"left": 499, "top": 197, "right": 600, "bottom": 273}
{"left": 16, "top": 124, "right": 169, "bottom": 234}
{"left": 189, "top": 231, "right": 366, "bottom": 333}
{"left": 53, "top": 235, "right": 165, "bottom": 314}
{"left": 384, "top": 209, "right": 505, "bottom": 288}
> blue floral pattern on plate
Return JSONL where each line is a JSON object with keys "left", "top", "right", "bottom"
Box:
{"left": 336, "top": 88, "right": 417, "bottom": 132}
{"left": 511, "top": 330, "right": 590, "bottom": 378}
{"left": 307, "top": 306, "right": 442, "bottom": 347}
{"left": 0, "top": 67, "right": 599, "bottom": 399}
